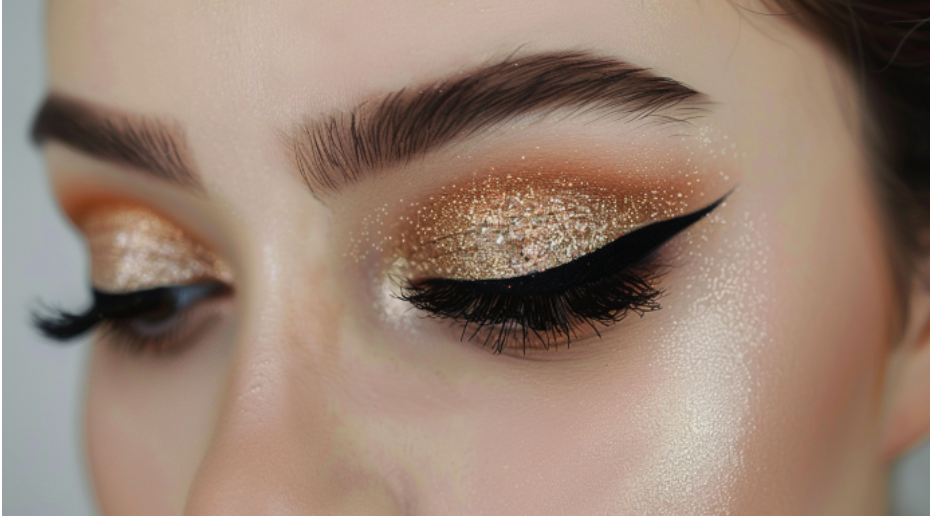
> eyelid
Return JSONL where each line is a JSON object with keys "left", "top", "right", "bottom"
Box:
{"left": 395, "top": 195, "right": 726, "bottom": 354}
{"left": 438, "top": 195, "right": 725, "bottom": 294}
{"left": 392, "top": 171, "right": 707, "bottom": 282}
{"left": 77, "top": 204, "right": 233, "bottom": 292}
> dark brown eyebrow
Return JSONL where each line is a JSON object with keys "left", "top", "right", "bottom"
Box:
{"left": 291, "top": 50, "right": 708, "bottom": 195}
{"left": 32, "top": 94, "right": 201, "bottom": 190}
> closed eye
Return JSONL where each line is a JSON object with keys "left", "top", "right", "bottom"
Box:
{"left": 397, "top": 194, "right": 726, "bottom": 354}
{"left": 33, "top": 282, "right": 229, "bottom": 356}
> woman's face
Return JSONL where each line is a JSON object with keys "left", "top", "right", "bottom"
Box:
{"left": 42, "top": 0, "right": 919, "bottom": 514}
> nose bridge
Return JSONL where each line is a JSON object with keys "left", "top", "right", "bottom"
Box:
{"left": 182, "top": 344, "right": 320, "bottom": 513}
{"left": 183, "top": 246, "right": 402, "bottom": 515}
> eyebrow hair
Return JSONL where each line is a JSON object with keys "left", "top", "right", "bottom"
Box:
{"left": 32, "top": 94, "right": 201, "bottom": 190}
{"left": 291, "top": 50, "right": 708, "bottom": 195}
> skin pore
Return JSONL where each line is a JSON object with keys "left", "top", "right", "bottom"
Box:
{"left": 41, "top": 0, "right": 928, "bottom": 514}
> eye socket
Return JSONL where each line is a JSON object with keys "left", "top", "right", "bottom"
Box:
{"left": 33, "top": 282, "right": 230, "bottom": 356}
{"left": 396, "top": 196, "right": 725, "bottom": 354}
{"left": 33, "top": 202, "right": 236, "bottom": 356}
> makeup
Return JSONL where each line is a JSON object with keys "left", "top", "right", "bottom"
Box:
{"left": 78, "top": 205, "right": 232, "bottom": 292}
{"left": 394, "top": 170, "right": 693, "bottom": 281}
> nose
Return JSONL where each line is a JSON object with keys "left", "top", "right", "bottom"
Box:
{"left": 183, "top": 272, "right": 404, "bottom": 515}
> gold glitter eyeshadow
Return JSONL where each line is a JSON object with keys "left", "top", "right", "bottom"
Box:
{"left": 395, "top": 171, "right": 691, "bottom": 280}
{"left": 79, "top": 205, "right": 232, "bottom": 292}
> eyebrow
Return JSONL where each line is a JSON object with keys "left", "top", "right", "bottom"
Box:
{"left": 291, "top": 50, "right": 708, "bottom": 195}
{"left": 31, "top": 95, "right": 201, "bottom": 190}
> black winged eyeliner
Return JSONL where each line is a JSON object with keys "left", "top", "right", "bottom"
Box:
{"left": 426, "top": 195, "right": 724, "bottom": 294}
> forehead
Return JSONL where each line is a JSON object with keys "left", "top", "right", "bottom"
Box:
{"left": 47, "top": 0, "right": 747, "bottom": 117}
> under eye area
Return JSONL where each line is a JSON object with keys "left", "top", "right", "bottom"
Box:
{"left": 34, "top": 282, "right": 229, "bottom": 356}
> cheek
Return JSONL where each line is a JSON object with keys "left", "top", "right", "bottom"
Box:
{"left": 742, "top": 181, "right": 892, "bottom": 510}
{"left": 397, "top": 200, "right": 776, "bottom": 514}
{"left": 84, "top": 319, "right": 235, "bottom": 516}
{"left": 461, "top": 348, "right": 749, "bottom": 515}
{"left": 436, "top": 186, "right": 886, "bottom": 514}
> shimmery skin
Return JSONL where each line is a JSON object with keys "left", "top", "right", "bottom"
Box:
{"left": 397, "top": 172, "right": 690, "bottom": 280}
{"left": 79, "top": 205, "right": 233, "bottom": 292}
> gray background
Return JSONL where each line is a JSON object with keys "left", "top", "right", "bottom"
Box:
{"left": 3, "top": 1, "right": 928, "bottom": 514}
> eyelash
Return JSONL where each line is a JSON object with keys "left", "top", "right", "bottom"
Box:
{"left": 34, "top": 197, "right": 722, "bottom": 357}
{"left": 397, "top": 197, "right": 724, "bottom": 354}
{"left": 399, "top": 263, "right": 663, "bottom": 354}
{"left": 33, "top": 283, "right": 228, "bottom": 356}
